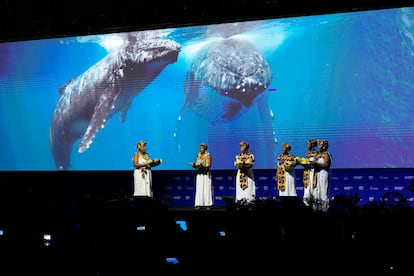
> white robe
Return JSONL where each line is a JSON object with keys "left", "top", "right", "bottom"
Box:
{"left": 313, "top": 153, "right": 332, "bottom": 211}
{"left": 133, "top": 155, "right": 153, "bottom": 198}
{"left": 278, "top": 167, "right": 297, "bottom": 197}
{"left": 194, "top": 173, "right": 213, "bottom": 207}
{"left": 303, "top": 167, "right": 317, "bottom": 205}
{"left": 314, "top": 168, "right": 330, "bottom": 212}
{"left": 235, "top": 169, "right": 256, "bottom": 203}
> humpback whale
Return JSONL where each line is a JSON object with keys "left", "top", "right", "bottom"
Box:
{"left": 183, "top": 37, "right": 272, "bottom": 121}
{"left": 50, "top": 33, "right": 181, "bottom": 170}
{"left": 174, "top": 36, "right": 276, "bottom": 164}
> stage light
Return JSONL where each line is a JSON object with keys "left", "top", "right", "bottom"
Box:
{"left": 136, "top": 225, "right": 146, "bottom": 231}
{"left": 43, "top": 233, "right": 52, "bottom": 247}
{"left": 166, "top": 257, "right": 179, "bottom": 264}
{"left": 175, "top": 220, "right": 187, "bottom": 231}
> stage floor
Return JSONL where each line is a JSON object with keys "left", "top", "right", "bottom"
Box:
{"left": 1, "top": 196, "right": 414, "bottom": 275}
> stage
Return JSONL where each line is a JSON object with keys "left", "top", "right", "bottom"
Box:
{"left": 0, "top": 169, "right": 414, "bottom": 275}
{"left": 0, "top": 194, "right": 413, "bottom": 275}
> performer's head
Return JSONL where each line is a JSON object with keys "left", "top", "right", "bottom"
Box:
{"left": 240, "top": 141, "right": 249, "bottom": 149}
{"left": 282, "top": 143, "right": 291, "bottom": 151}
{"left": 317, "top": 139, "right": 328, "bottom": 150}
{"left": 307, "top": 139, "right": 317, "bottom": 148}
{"left": 200, "top": 142, "right": 208, "bottom": 151}
{"left": 136, "top": 141, "right": 147, "bottom": 151}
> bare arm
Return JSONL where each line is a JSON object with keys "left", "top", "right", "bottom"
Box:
{"left": 206, "top": 154, "right": 212, "bottom": 168}
{"left": 316, "top": 152, "right": 331, "bottom": 170}
{"left": 133, "top": 153, "right": 149, "bottom": 168}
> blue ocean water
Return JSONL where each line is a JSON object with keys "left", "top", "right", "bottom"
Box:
{"left": 0, "top": 7, "right": 414, "bottom": 171}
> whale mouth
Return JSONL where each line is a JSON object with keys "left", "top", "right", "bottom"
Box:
{"left": 218, "top": 77, "right": 269, "bottom": 107}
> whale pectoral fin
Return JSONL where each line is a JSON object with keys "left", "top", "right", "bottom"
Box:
{"left": 78, "top": 91, "right": 117, "bottom": 153}
{"left": 173, "top": 73, "right": 202, "bottom": 152}
{"left": 173, "top": 100, "right": 187, "bottom": 153}
{"left": 256, "top": 92, "right": 277, "bottom": 142}
{"left": 256, "top": 93, "right": 278, "bottom": 166}
{"left": 119, "top": 102, "right": 132, "bottom": 123}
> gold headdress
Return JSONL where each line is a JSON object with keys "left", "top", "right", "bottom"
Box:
{"left": 136, "top": 141, "right": 147, "bottom": 149}
{"left": 240, "top": 141, "right": 249, "bottom": 149}
{"left": 307, "top": 139, "right": 317, "bottom": 147}
{"left": 318, "top": 139, "right": 328, "bottom": 149}
{"left": 282, "top": 143, "right": 291, "bottom": 151}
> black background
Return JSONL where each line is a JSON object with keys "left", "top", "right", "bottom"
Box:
{"left": 1, "top": 0, "right": 414, "bottom": 42}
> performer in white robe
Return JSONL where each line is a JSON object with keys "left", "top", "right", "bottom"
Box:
{"left": 132, "top": 141, "right": 161, "bottom": 198}
{"left": 301, "top": 139, "right": 319, "bottom": 207}
{"left": 276, "top": 143, "right": 298, "bottom": 197}
{"left": 191, "top": 143, "right": 213, "bottom": 210}
{"left": 234, "top": 141, "right": 256, "bottom": 204}
{"left": 312, "top": 139, "right": 332, "bottom": 212}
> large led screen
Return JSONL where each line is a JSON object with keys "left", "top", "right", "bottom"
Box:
{"left": 1, "top": 7, "right": 414, "bottom": 171}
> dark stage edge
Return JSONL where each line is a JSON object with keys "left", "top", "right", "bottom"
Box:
{"left": 0, "top": 196, "right": 413, "bottom": 276}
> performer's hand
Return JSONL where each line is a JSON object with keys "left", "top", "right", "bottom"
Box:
{"left": 149, "top": 158, "right": 162, "bottom": 167}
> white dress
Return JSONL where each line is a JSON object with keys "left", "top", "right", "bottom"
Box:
{"left": 133, "top": 155, "right": 153, "bottom": 198}
{"left": 194, "top": 152, "right": 213, "bottom": 207}
{"left": 302, "top": 153, "right": 318, "bottom": 205}
{"left": 277, "top": 154, "right": 298, "bottom": 197}
{"left": 195, "top": 174, "right": 213, "bottom": 207}
{"left": 313, "top": 152, "right": 332, "bottom": 211}
{"left": 235, "top": 152, "right": 256, "bottom": 204}
{"left": 278, "top": 167, "right": 297, "bottom": 197}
